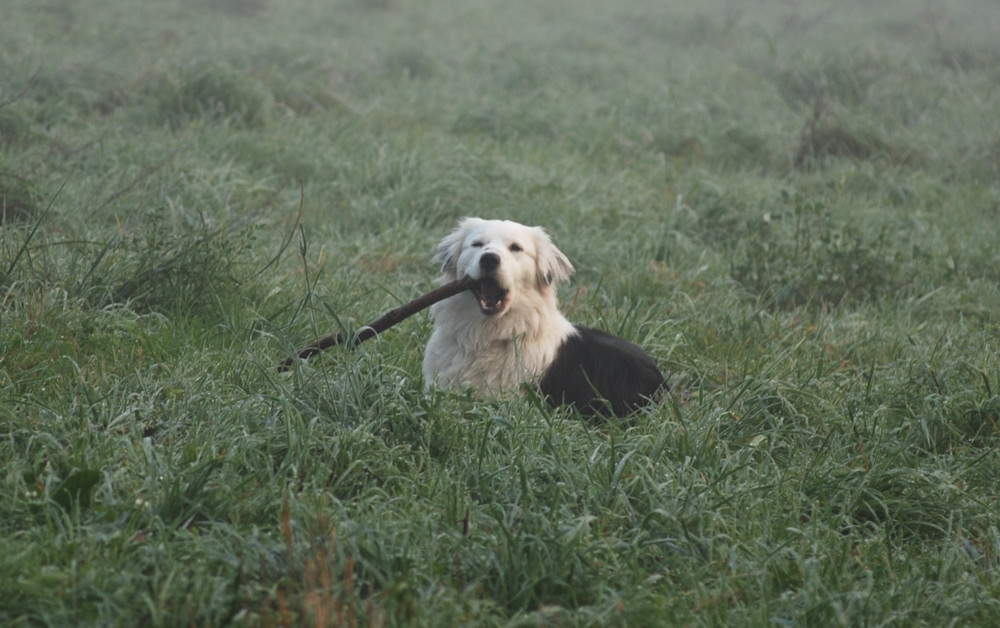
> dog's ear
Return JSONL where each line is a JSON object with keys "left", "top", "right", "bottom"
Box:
{"left": 534, "top": 228, "right": 574, "bottom": 286}
{"left": 432, "top": 218, "right": 476, "bottom": 277}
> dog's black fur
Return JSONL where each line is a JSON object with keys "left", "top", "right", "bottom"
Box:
{"left": 538, "top": 326, "right": 665, "bottom": 417}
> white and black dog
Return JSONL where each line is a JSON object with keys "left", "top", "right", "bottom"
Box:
{"left": 422, "top": 218, "right": 664, "bottom": 417}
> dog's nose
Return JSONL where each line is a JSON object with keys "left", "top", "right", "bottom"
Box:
{"left": 479, "top": 252, "right": 500, "bottom": 272}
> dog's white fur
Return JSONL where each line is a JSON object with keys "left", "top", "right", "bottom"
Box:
{"left": 422, "top": 218, "right": 577, "bottom": 394}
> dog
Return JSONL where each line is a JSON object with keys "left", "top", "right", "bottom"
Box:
{"left": 422, "top": 218, "right": 664, "bottom": 417}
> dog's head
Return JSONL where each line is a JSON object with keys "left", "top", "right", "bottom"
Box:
{"left": 433, "top": 218, "right": 574, "bottom": 317}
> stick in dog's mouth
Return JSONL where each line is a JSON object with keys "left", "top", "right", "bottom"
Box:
{"left": 280, "top": 275, "right": 477, "bottom": 370}
{"left": 471, "top": 277, "right": 509, "bottom": 316}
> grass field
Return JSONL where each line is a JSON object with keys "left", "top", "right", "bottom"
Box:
{"left": 2, "top": 0, "right": 999, "bottom": 625}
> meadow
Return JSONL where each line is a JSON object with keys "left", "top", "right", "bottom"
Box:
{"left": 2, "top": 0, "right": 999, "bottom": 625}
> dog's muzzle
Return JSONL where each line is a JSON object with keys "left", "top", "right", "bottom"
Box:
{"left": 471, "top": 253, "right": 509, "bottom": 315}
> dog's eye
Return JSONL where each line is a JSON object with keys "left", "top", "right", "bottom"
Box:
{"left": 471, "top": 241, "right": 484, "bottom": 248}
{"left": 509, "top": 243, "right": 522, "bottom": 252}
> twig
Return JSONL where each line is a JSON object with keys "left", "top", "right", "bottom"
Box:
{"left": 279, "top": 275, "right": 476, "bottom": 371}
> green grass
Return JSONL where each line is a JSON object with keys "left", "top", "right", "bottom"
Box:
{"left": 2, "top": 0, "right": 999, "bottom": 625}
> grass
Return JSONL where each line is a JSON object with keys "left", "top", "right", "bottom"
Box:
{"left": 2, "top": 0, "right": 999, "bottom": 625}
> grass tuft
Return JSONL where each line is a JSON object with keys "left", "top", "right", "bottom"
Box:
{"left": 149, "top": 63, "right": 274, "bottom": 129}
{"left": 731, "top": 196, "right": 906, "bottom": 309}
{"left": 0, "top": 170, "right": 39, "bottom": 224}
{"left": 793, "top": 97, "right": 922, "bottom": 168}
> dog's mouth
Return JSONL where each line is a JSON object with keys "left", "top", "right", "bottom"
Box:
{"left": 471, "top": 277, "right": 509, "bottom": 316}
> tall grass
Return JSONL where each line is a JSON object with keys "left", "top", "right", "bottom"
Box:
{"left": 2, "top": 0, "right": 999, "bottom": 625}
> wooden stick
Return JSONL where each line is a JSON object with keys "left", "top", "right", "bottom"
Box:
{"left": 280, "top": 276, "right": 476, "bottom": 370}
